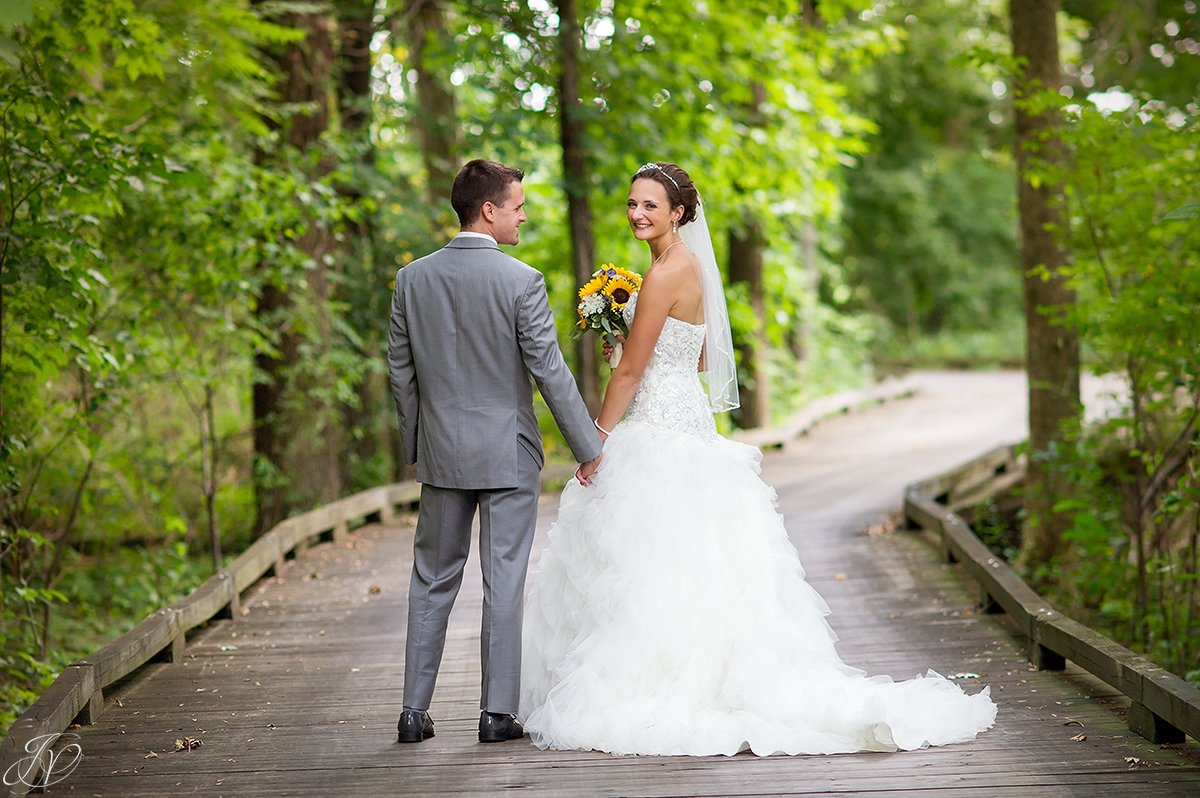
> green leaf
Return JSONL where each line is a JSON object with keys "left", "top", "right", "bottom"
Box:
{"left": 1162, "top": 203, "right": 1200, "bottom": 221}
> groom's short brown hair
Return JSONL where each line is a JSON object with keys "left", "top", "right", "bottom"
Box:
{"left": 451, "top": 159, "right": 525, "bottom": 226}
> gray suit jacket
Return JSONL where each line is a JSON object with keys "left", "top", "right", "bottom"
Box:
{"left": 387, "top": 236, "right": 601, "bottom": 489}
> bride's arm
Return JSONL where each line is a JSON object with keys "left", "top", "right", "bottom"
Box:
{"left": 593, "top": 268, "right": 676, "bottom": 436}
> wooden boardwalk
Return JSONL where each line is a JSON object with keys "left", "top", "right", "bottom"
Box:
{"left": 50, "top": 372, "right": 1200, "bottom": 796}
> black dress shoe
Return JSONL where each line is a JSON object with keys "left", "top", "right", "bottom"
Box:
{"left": 397, "top": 708, "right": 435, "bottom": 743}
{"left": 478, "top": 711, "right": 524, "bottom": 743}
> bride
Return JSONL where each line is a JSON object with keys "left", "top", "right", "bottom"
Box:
{"left": 518, "top": 162, "right": 997, "bottom": 756}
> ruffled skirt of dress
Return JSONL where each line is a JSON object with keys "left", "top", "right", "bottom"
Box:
{"left": 519, "top": 420, "right": 997, "bottom": 756}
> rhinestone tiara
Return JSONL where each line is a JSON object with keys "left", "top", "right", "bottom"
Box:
{"left": 636, "top": 162, "right": 679, "bottom": 188}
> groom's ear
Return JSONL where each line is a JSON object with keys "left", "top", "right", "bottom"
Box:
{"left": 480, "top": 201, "right": 497, "bottom": 223}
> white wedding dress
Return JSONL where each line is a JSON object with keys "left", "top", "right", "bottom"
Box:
{"left": 519, "top": 295, "right": 997, "bottom": 756}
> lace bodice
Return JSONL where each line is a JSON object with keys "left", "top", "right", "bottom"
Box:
{"left": 621, "top": 294, "right": 717, "bottom": 439}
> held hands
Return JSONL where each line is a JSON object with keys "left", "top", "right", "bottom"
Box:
{"left": 575, "top": 453, "right": 603, "bottom": 486}
{"left": 601, "top": 334, "right": 627, "bottom": 365}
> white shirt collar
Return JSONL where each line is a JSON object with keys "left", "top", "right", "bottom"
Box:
{"left": 455, "top": 231, "right": 497, "bottom": 245}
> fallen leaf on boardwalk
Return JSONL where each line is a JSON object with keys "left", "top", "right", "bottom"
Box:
{"left": 1061, "top": 719, "right": 1084, "bottom": 727}
{"left": 1070, "top": 733, "right": 1087, "bottom": 742}
{"left": 1124, "top": 756, "right": 1145, "bottom": 768}
{"left": 834, "top": 573, "right": 848, "bottom": 580}
{"left": 145, "top": 751, "right": 159, "bottom": 758}
{"left": 368, "top": 584, "right": 381, "bottom": 594}
{"left": 173, "top": 737, "right": 203, "bottom": 752}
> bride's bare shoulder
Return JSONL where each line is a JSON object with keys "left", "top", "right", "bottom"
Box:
{"left": 644, "top": 248, "right": 699, "bottom": 286}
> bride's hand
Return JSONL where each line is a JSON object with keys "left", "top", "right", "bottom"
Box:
{"left": 601, "top": 334, "right": 627, "bottom": 364}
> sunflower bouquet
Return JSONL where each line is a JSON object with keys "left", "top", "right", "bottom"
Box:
{"left": 574, "top": 263, "right": 642, "bottom": 367}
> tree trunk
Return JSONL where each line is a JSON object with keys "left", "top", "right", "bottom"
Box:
{"left": 403, "top": 0, "right": 459, "bottom": 224}
{"left": 252, "top": 7, "right": 343, "bottom": 532}
{"left": 556, "top": 0, "right": 601, "bottom": 415}
{"left": 202, "top": 381, "right": 220, "bottom": 571}
{"left": 1010, "top": 0, "right": 1081, "bottom": 572}
{"left": 337, "top": 1, "right": 373, "bottom": 137}
{"left": 729, "top": 211, "right": 770, "bottom": 428}
{"left": 729, "top": 81, "right": 770, "bottom": 429}
{"left": 336, "top": 1, "right": 394, "bottom": 488}
{"left": 252, "top": 279, "right": 287, "bottom": 531}
{"left": 396, "top": 0, "right": 457, "bottom": 480}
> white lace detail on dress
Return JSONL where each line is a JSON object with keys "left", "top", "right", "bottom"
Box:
{"left": 621, "top": 294, "right": 717, "bottom": 439}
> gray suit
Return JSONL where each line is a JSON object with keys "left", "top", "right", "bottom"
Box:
{"left": 387, "top": 235, "right": 600, "bottom": 714}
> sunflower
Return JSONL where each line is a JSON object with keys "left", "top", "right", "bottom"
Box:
{"left": 578, "top": 273, "right": 606, "bottom": 298}
{"left": 602, "top": 275, "right": 639, "bottom": 307}
{"left": 613, "top": 266, "right": 643, "bottom": 285}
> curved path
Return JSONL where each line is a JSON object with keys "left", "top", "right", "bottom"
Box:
{"left": 51, "top": 372, "right": 1200, "bottom": 796}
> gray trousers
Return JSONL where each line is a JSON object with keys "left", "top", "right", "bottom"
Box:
{"left": 402, "top": 448, "right": 540, "bottom": 714}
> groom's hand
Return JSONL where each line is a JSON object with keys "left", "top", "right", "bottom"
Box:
{"left": 575, "top": 453, "right": 603, "bottom": 486}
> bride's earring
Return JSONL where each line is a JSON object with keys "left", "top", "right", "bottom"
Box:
{"left": 672, "top": 219, "right": 678, "bottom": 233}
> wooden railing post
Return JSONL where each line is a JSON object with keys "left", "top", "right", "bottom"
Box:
{"left": 1128, "top": 703, "right": 1185, "bottom": 744}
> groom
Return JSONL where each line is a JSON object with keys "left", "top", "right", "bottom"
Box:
{"left": 387, "top": 159, "right": 603, "bottom": 744}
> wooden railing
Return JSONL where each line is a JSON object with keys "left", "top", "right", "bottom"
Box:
{"left": 1, "top": 482, "right": 420, "bottom": 796}
{"left": 904, "top": 444, "right": 1200, "bottom": 746}
{"left": 731, "top": 376, "right": 917, "bottom": 449}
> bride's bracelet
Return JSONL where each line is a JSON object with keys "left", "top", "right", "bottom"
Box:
{"left": 594, "top": 419, "right": 612, "bottom": 436}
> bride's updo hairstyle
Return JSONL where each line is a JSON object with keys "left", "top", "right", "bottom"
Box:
{"left": 632, "top": 162, "right": 700, "bottom": 226}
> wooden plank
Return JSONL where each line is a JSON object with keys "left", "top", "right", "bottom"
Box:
{"left": 948, "top": 467, "right": 1024, "bottom": 513}
{"left": 0, "top": 665, "right": 95, "bottom": 796}
{"left": 287, "top": 504, "right": 339, "bottom": 540}
{"left": 170, "top": 571, "right": 237, "bottom": 632}
{"left": 74, "top": 609, "right": 180, "bottom": 695}
{"left": 945, "top": 447, "right": 1019, "bottom": 504}
{"left": 225, "top": 534, "right": 284, "bottom": 593}
{"left": 384, "top": 481, "right": 421, "bottom": 507}
{"left": 910, "top": 444, "right": 1017, "bottom": 502}
{"left": 271, "top": 518, "right": 308, "bottom": 554}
